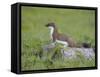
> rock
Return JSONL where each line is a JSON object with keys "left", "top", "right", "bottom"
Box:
{"left": 42, "top": 44, "right": 95, "bottom": 60}
{"left": 61, "top": 48, "right": 76, "bottom": 59}
{"left": 62, "top": 48, "right": 95, "bottom": 60}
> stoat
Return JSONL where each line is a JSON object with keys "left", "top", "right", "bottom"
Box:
{"left": 45, "top": 22, "right": 77, "bottom": 47}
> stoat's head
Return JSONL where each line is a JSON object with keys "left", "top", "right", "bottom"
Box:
{"left": 45, "top": 22, "right": 56, "bottom": 29}
{"left": 45, "top": 22, "right": 58, "bottom": 36}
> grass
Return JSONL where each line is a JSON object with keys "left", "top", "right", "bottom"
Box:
{"left": 21, "top": 6, "right": 95, "bottom": 71}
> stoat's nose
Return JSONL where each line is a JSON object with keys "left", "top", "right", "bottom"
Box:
{"left": 45, "top": 24, "right": 48, "bottom": 27}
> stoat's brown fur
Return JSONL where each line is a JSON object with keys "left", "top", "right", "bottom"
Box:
{"left": 46, "top": 22, "right": 78, "bottom": 47}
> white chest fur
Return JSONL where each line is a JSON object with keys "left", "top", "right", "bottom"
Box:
{"left": 48, "top": 26, "right": 69, "bottom": 47}
{"left": 48, "top": 26, "right": 54, "bottom": 39}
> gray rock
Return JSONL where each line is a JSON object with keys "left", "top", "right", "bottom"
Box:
{"left": 42, "top": 44, "right": 95, "bottom": 60}
{"left": 62, "top": 48, "right": 95, "bottom": 60}
{"left": 61, "top": 48, "right": 76, "bottom": 59}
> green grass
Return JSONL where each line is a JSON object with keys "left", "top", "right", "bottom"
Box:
{"left": 21, "top": 6, "right": 95, "bottom": 71}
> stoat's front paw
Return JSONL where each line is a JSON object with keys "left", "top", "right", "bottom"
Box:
{"left": 51, "top": 43, "right": 55, "bottom": 46}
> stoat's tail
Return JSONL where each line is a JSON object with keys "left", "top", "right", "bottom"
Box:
{"left": 81, "top": 42, "right": 91, "bottom": 48}
{"left": 66, "top": 36, "right": 92, "bottom": 48}
{"left": 76, "top": 42, "right": 92, "bottom": 48}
